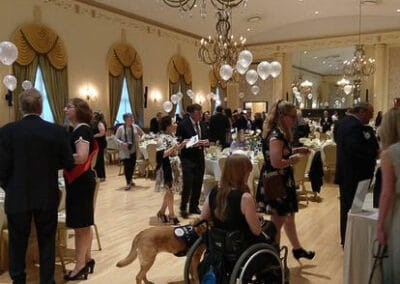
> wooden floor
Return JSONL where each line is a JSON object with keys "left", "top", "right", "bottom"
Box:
{"left": 0, "top": 165, "right": 344, "bottom": 284}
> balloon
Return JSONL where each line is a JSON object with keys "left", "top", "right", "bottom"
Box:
{"left": 186, "top": 89, "right": 194, "bottom": 97}
{"left": 341, "top": 97, "right": 346, "bottom": 103}
{"left": 307, "top": 93, "right": 313, "bottom": 100}
{"left": 270, "top": 61, "right": 282, "bottom": 78}
{"left": 245, "top": 69, "right": 258, "bottom": 85}
{"left": 238, "top": 50, "right": 253, "bottom": 68}
{"left": 0, "top": 41, "right": 18, "bottom": 66}
{"left": 292, "top": 86, "right": 298, "bottom": 93}
{"left": 251, "top": 85, "right": 260, "bottom": 95}
{"left": 176, "top": 91, "right": 183, "bottom": 100}
{"left": 219, "top": 64, "right": 233, "bottom": 81}
{"left": 3, "top": 74, "right": 17, "bottom": 91}
{"left": 257, "top": 61, "right": 271, "bottom": 80}
{"left": 163, "top": 101, "right": 173, "bottom": 112}
{"left": 22, "top": 80, "right": 33, "bottom": 90}
{"left": 343, "top": 84, "right": 352, "bottom": 95}
{"left": 171, "top": 94, "right": 179, "bottom": 104}
{"left": 238, "top": 92, "right": 245, "bottom": 99}
{"left": 236, "top": 61, "right": 248, "bottom": 75}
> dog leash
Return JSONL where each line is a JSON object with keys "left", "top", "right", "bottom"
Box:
{"left": 368, "top": 240, "right": 387, "bottom": 284}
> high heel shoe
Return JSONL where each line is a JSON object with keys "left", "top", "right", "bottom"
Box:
{"left": 64, "top": 266, "right": 89, "bottom": 281}
{"left": 157, "top": 211, "right": 168, "bottom": 223}
{"left": 169, "top": 216, "right": 180, "bottom": 225}
{"left": 86, "top": 259, "right": 95, "bottom": 274}
{"left": 292, "top": 248, "right": 315, "bottom": 261}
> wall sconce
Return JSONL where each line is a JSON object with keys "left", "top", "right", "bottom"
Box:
{"left": 80, "top": 85, "right": 97, "bottom": 102}
{"left": 196, "top": 94, "right": 205, "bottom": 105}
{"left": 151, "top": 90, "right": 162, "bottom": 103}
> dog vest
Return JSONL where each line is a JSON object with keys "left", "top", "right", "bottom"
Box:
{"left": 173, "top": 224, "right": 200, "bottom": 257}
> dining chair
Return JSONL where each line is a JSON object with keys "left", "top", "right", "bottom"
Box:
{"left": 321, "top": 143, "right": 337, "bottom": 183}
{"left": 145, "top": 143, "right": 157, "bottom": 179}
{"left": 293, "top": 153, "right": 310, "bottom": 206}
{"left": 105, "top": 136, "right": 119, "bottom": 165}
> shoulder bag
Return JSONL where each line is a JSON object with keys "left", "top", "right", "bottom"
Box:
{"left": 262, "top": 171, "right": 286, "bottom": 201}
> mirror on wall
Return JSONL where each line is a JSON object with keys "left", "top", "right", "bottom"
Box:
{"left": 291, "top": 46, "right": 371, "bottom": 109}
{"left": 243, "top": 101, "right": 268, "bottom": 119}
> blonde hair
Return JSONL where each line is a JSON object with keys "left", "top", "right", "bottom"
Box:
{"left": 262, "top": 100, "right": 295, "bottom": 142}
{"left": 19, "top": 88, "right": 42, "bottom": 115}
{"left": 379, "top": 108, "right": 400, "bottom": 149}
{"left": 215, "top": 154, "right": 252, "bottom": 221}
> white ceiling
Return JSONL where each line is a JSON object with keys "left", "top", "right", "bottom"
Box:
{"left": 87, "top": 0, "right": 400, "bottom": 74}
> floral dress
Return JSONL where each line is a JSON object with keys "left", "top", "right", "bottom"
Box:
{"left": 154, "top": 133, "right": 182, "bottom": 192}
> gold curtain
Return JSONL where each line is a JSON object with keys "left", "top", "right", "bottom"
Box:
{"left": 168, "top": 55, "right": 192, "bottom": 113}
{"left": 11, "top": 23, "right": 68, "bottom": 122}
{"left": 108, "top": 43, "right": 143, "bottom": 126}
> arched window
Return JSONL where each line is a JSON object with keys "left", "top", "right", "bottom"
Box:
{"left": 34, "top": 66, "right": 55, "bottom": 123}
{"left": 108, "top": 43, "right": 143, "bottom": 127}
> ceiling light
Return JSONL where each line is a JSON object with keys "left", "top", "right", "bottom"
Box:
{"left": 314, "top": 11, "right": 320, "bottom": 15}
{"left": 397, "top": 8, "right": 400, "bottom": 13}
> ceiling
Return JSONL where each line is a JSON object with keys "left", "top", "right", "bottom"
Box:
{"left": 85, "top": 0, "right": 400, "bottom": 74}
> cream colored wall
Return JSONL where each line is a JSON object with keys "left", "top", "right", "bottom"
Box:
{"left": 0, "top": 0, "right": 211, "bottom": 127}
{"left": 388, "top": 47, "right": 400, "bottom": 108}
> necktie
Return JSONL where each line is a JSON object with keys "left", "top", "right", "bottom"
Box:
{"left": 195, "top": 123, "right": 201, "bottom": 139}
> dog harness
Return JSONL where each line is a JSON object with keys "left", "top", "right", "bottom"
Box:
{"left": 173, "top": 224, "right": 201, "bottom": 257}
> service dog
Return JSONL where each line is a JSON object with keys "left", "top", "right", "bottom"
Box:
{"left": 116, "top": 219, "right": 208, "bottom": 284}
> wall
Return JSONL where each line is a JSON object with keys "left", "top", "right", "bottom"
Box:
{"left": 388, "top": 47, "right": 400, "bottom": 106}
{"left": 0, "top": 0, "right": 211, "bottom": 127}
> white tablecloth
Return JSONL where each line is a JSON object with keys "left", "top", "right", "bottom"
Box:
{"left": 343, "top": 193, "right": 379, "bottom": 284}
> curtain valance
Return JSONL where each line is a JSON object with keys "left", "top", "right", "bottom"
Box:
{"left": 108, "top": 43, "right": 143, "bottom": 79}
{"left": 168, "top": 55, "right": 192, "bottom": 84}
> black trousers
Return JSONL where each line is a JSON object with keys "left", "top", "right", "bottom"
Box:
{"left": 94, "top": 148, "right": 106, "bottom": 179}
{"left": 180, "top": 157, "right": 205, "bottom": 212}
{"left": 122, "top": 152, "right": 137, "bottom": 185}
{"left": 339, "top": 182, "right": 357, "bottom": 246}
{"left": 7, "top": 209, "right": 58, "bottom": 284}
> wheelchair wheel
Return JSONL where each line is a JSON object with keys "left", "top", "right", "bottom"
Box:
{"left": 184, "top": 235, "right": 206, "bottom": 284}
{"left": 229, "top": 243, "right": 284, "bottom": 284}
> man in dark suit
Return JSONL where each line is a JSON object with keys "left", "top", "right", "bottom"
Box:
{"left": 0, "top": 88, "right": 74, "bottom": 284}
{"left": 320, "top": 110, "right": 333, "bottom": 133}
{"left": 149, "top": 111, "right": 162, "bottom": 134}
{"left": 176, "top": 104, "right": 209, "bottom": 218}
{"left": 334, "top": 102, "right": 379, "bottom": 246}
{"left": 209, "top": 106, "right": 230, "bottom": 148}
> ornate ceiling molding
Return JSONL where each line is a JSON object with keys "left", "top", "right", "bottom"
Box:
{"left": 42, "top": 0, "right": 200, "bottom": 46}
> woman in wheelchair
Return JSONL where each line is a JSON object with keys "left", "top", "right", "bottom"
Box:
{"left": 197, "top": 154, "right": 281, "bottom": 283}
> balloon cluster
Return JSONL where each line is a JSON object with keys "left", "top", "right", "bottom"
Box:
{"left": 162, "top": 89, "right": 193, "bottom": 112}
{"left": 0, "top": 41, "right": 33, "bottom": 93}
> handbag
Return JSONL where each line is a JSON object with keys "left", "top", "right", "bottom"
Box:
{"left": 262, "top": 171, "right": 286, "bottom": 201}
{"left": 368, "top": 240, "right": 387, "bottom": 284}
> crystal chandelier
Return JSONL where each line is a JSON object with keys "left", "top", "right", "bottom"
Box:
{"left": 343, "top": 0, "right": 376, "bottom": 81}
{"left": 198, "top": 10, "right": 246, "bottom": 74}
{"left": 161, "top": 0, "right": 247, "bottom": 18}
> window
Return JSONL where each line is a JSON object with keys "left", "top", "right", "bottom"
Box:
{"left": 174, "top": 99, "right": 182, "bottom": 116}
{"left": 34, "top": 66, "right": 55, "bottom": 123}
{"left": 214, "top": 86, "right": 222, "bottom": 112}
{"left": 115, "top": 77, "right": 133, "bottom": 125}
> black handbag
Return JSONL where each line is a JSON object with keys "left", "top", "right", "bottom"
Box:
{"left": 262, "top": 171, "right": 286, "bottom": 201}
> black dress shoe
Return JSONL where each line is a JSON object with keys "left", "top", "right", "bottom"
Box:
{"left": 180, "top": 210, "right": 189, "bottom": 218}
{"left": 189, "top": 207, "right": 201, "bottom": 214}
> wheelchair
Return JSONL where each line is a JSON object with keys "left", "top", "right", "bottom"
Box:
{"left": 183, "top": 222, "right": 289, "bottom": 284}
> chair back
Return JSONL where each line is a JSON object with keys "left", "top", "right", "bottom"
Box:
{"left": 106, "top": 136, "right": 119, "bottom": 150}
{"left": 322, "top": 144, "right": 337, "bottom": 171}
{"left": 293, "top": 153, "right": 310, "bottom": 184}
{"left": 147, "top": 143, "right": 157, "bottom": 168}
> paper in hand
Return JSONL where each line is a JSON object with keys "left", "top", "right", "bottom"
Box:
{"left": 186, "top": 135, "right": 199, "bottom": 148}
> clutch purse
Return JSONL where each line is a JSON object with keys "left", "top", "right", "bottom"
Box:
{"left": 262, "top": 171, "right": 286, "bottom": 201}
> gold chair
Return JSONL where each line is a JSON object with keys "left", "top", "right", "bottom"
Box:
{"left": 105, "top": 136, "right": 119, "bottom": 165}
{"left": 321, "top": 143, "right": 337, "bottom": 183}
{"left": 293, "top": 153, "right": 310, "bottom": 206}
{"left": 145, "top": 143, "right": 157, "bottom": 178}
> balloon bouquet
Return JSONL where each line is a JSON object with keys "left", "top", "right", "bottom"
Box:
{"left": 0, "top": 40, "right": 33, "bottom": 106}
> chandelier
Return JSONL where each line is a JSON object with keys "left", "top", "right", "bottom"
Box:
{"left": 198, "top": 10, "right": 245, "bottom": 74}
{"left": 161, "top": 0, "right": 247, "bottom": 18}
{"left": 343, "top": 0, "right": 376, "bottom": 81}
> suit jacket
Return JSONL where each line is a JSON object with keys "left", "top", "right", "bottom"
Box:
{"left": 209, "top": 112, "right": 230, "bottom": 145}
{"left": 334, "top": 115, "right": 379, "bottom": 186}
{"left": 176, "top": 115, "right": 207, "bottom": 164}
{"left": 149, "top": 117, "right": 159, "bottom": 133}
{"left": 320, "top": 116, "right": 333, "bottom": 133}
{"left": 0, "top": 115, "right": 74, "bottom": 214}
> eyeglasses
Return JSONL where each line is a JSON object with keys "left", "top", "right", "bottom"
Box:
{"left": 65, "top": 105, "right": 75, "bottom": 109}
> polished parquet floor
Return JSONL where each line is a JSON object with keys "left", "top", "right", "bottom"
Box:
{"left": 0, "top": 164, "right": 343, "bottom": 284}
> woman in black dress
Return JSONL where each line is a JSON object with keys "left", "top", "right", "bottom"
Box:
{"left": 64, "top": 98, "right": 96, "bottom": 280}
{"left": 259, "top": 100, "right": 314, "bottom": 261}
{"left": 91, "top": 111, "right": 107, "bottom": 181}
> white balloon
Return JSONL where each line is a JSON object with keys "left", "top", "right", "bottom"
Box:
{"left": 341, "top": 97, "right": 346, "bottom": 103}
{"left": 0, "top": 41, "right": 18, "bottom": 66}
{"left": 251, "top": 85, "right": 260, "bottom": 95}
{"left": 238, "top": 50, "right": 253, "bottom": 68}
{"left": 163, "top": 101, "right": 173, "bottom": 112}
{"left": 245, "top": 69, "right": 258, "bottom": 85}
{"left": 3, "top": 74, "right": 17, "bottom": 91}
{"left": 186, "top": 89, "right": 194, "bottom": 97}
{"left": 270, "top": 61, "right": 282, "bottom": 78}
{"left": 22, "top": 80, "right": 33, "bottom": 90}
{"left": 236, "top": 61, "right": 248, "bottom": 75}
{"left": 343, "top": 84, "right": 352, "bottom": 95}
{"left": 219, "top": 64, "right": 233, "bottom": 81}
{"left": 176, "top": 91, "right": 183, "bottom": 100}
{"left": 171, "top": 94, "right": 179, "bottom": 104}
{"left": 307, "top": 93, "right": 313, "bottom": 100}
{"left": 292, "top": 86, "right": 298, "bottom": 93}
{"left": 257, "top": 61, "right": 271, "bottom": 80}
{"left": 238, "top": 92, "right": 245, "bottom": 99}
